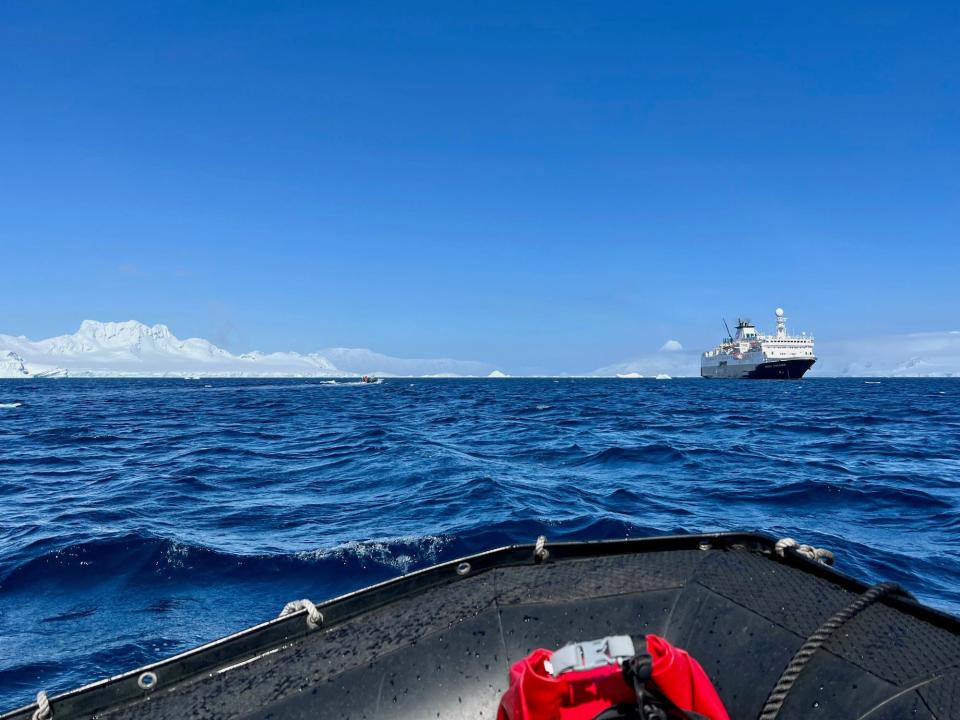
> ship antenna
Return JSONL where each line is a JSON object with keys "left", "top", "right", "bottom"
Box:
{"left": 722, "top": 318, "right": 733, "bottom": 342}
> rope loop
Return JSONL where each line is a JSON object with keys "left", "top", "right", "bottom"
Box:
{"left": 775, "top": 537, "right": 834, "bottom": 566}
{"left": 534, "top": 535, "right": 549, "bottom": 562}
{"left": 758, "top": 582, "right": 907, "bottom": 720}
{"left": 32, "top": 691, "right": 52, "bottom": 720}
{"left": 279, "top": 598, "right": 323, "bottom": 630}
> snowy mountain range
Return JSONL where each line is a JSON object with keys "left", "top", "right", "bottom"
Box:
{"left": 2, "top": 320, "right": 958, "bottom": 379}
{"left": 0, "top": 321, "right": 496, "bottom": 378}
{"left": 813, "top": 331, "right": 960, "bottom": 377}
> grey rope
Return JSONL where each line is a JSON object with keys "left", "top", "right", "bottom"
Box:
{"left": 279, "top": 598, "right": 323, "bottom": 630}
{"left": 534, "top": 535, "right": 549, "bottom": 562}
{"left": 758, "top": 582, "right": 907, "bottom": 720}
{"left": 32, "top": 691, "right": 51, "bottom": 720}
{"left": 775, "top": 537, "right": 835, "bottom": 565}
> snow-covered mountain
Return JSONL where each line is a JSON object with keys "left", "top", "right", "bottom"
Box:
{"left": 811, "top": 331, "right": 960, "bottom": 377}
{"left": 0, "top": 321, "right": 494, "bottom": 378}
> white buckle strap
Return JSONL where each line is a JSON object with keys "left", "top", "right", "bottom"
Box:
{"left": 549, "top": 635, "right": 635, "bottom": 677}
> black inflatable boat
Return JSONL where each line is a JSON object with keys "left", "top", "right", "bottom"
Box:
{"left": 4, "top": 532, "right": 959, "bottom": 719}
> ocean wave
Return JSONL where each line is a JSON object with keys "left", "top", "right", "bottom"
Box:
{"left": 0, "top": 533, "right": 455, "bottom": 592}
{"left": 1, "top": 377, "right": 959, "bottom": 710}
{"left": 570, "top": 443, "right": 688, "bottom": 467}
{"left": 294, "top": 535, "right": 449, "bottom": 573}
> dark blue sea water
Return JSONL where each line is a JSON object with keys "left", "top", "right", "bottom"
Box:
{"left": 1, "top": 378, "right": 958, "bottom": 710}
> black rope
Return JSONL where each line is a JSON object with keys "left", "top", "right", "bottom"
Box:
{"left": 758, "top": 582, "right": 910, "bottom": 720}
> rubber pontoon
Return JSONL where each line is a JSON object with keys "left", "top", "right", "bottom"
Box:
{"left": 4, "top": 533, "right": 959, "bottom": 720}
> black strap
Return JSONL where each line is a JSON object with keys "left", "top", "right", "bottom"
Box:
{"left": 620, "top": 651, "right": 708, "bottom": 720}
{"left": 592, "top": 705, "right": 643, "bottom": 720}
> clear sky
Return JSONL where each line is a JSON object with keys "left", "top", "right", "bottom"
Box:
{"left": 2, "top": 2, "right": 957, "bottom": 374}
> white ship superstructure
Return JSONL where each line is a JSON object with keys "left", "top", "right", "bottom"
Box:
{"left": 701, "top": 308, "right": 815, "bottom": 379}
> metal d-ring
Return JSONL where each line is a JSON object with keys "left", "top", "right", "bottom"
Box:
{"left": 137, "top": 671, "right": 158, "bottom": 691}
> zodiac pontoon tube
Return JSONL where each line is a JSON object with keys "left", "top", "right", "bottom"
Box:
{"left": 3, "top": 533, "right": 958, "bottom": 720}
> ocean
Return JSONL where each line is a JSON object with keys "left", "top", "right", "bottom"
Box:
{"left": 0, "top": 377, "right": 958, "bottom": 710}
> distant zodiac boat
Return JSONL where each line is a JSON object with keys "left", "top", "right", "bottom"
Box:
{"left": 701, "top": 308, "right": 816, "bottom": 379}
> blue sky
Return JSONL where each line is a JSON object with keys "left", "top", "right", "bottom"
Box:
{"left": 2, "top": 2, "right": 957, "bottom": 374}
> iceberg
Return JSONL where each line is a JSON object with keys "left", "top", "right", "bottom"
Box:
{"left": 0, "top": 352, "right": 31, "bottom": 379}
{"left": 0, "top": 350, "right": 68, "bottom": 378}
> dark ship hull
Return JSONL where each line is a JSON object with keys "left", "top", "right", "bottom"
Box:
{"left": 701, "top": 357, "right": 816, "bottom": 379}
{"left": 745, "top": 357, "right": 816, "bottom": 379}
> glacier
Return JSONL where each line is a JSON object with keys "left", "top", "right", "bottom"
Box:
{"left": 811, "top": 331, "right": 960, "bottom": 377}
{"left": 0, "top": 321, "right": 494, "bottom": 379}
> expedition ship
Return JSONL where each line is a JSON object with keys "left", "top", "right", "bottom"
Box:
{"left": 701, "top": 308, "right": 815, "bottom": 379}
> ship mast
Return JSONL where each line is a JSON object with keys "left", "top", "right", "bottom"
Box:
{"left": 775, "top": 308, "right": 786, "bottom": 338}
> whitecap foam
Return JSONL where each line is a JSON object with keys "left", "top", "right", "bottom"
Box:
{"left": 163, "top": 542, "right": 191, "bottom": 570}
{"left": 296, "top": 535, "right": 448, "bottom": 573}
{"left": 0, "top": 402, "right": 22, "bottom": 408}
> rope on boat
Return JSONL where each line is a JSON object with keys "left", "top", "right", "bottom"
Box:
{"left": 32, "top": 691, "right": 51, "bottom": 720}
{"left": 774, "top": 537, "right": 835, "bottom": 565}
{"left": 279, "top": 598, "right": 323, "bottom": 630}
{"left": 758, "top": 582, "right": 908, "bottom": 720}
{"left": 534, "top": 535, "right": 549, "bottom": 563}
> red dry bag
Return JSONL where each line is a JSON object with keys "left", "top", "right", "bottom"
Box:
{"left": 497, "top": 634, "right": 729, "bottom": 720}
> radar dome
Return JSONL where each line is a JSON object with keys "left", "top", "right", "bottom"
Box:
{"left": 775, "top": 308, "right": 785, "bottom": 317}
